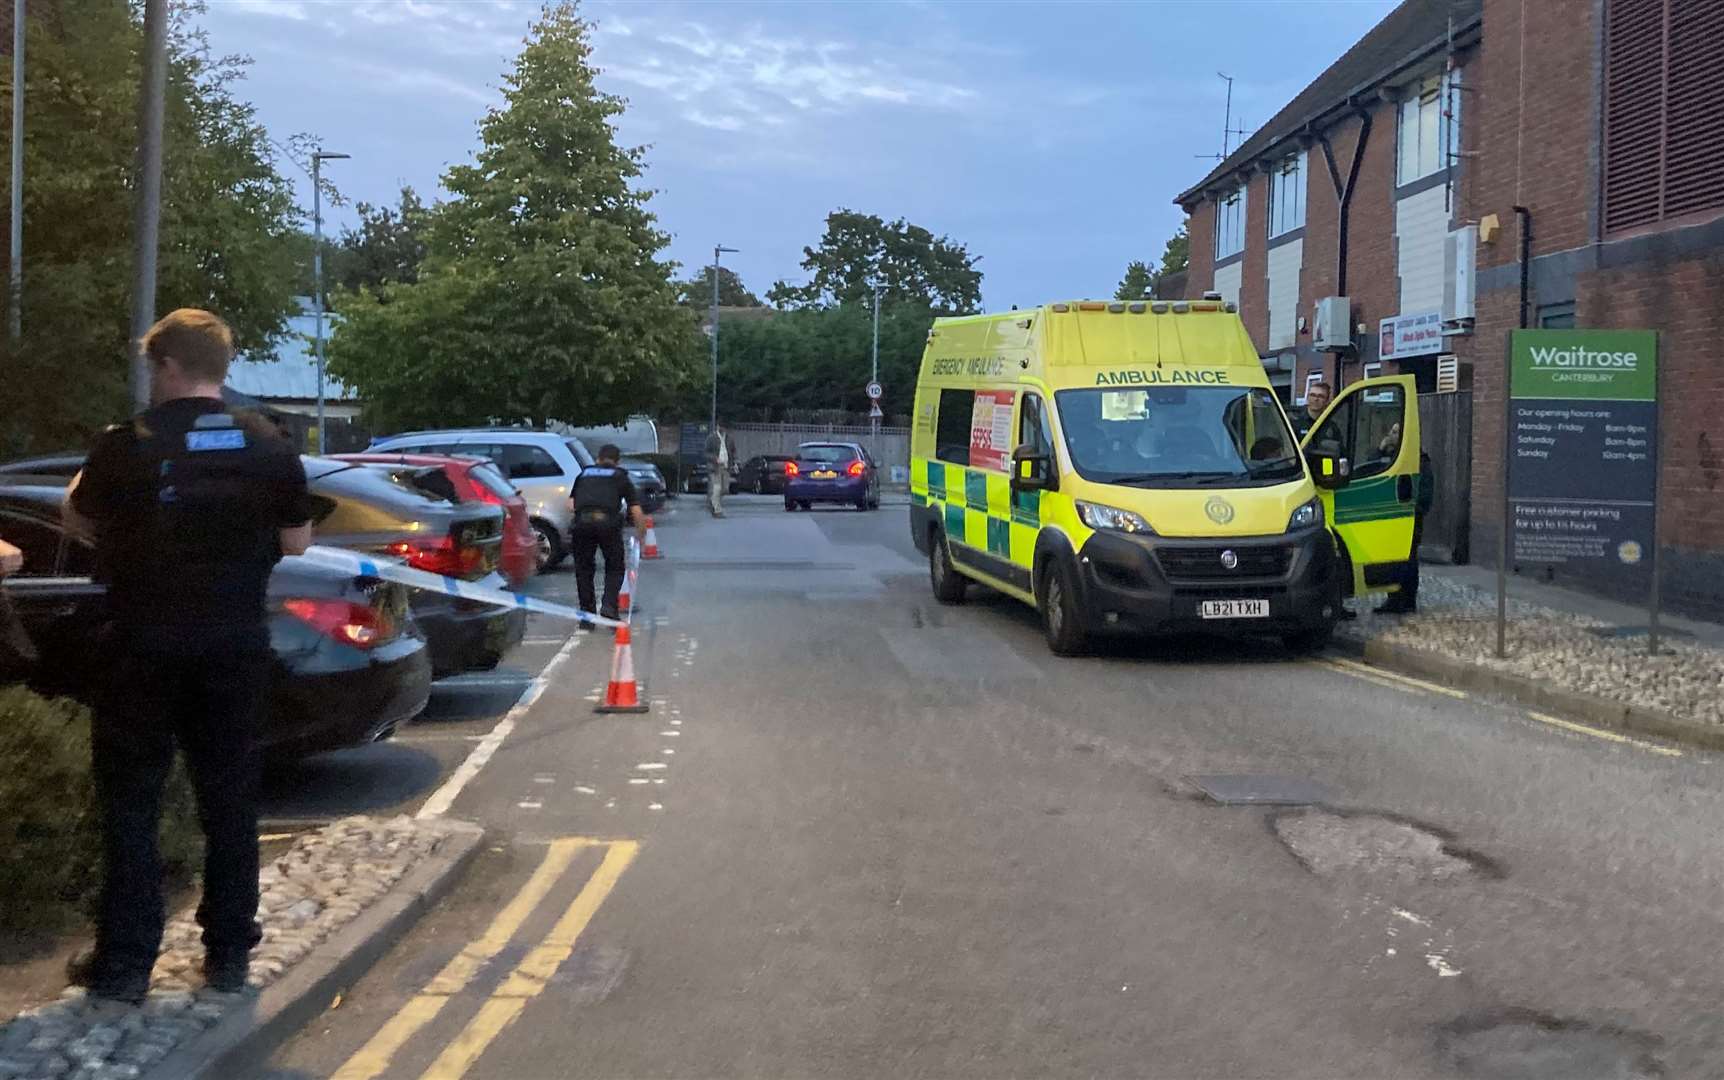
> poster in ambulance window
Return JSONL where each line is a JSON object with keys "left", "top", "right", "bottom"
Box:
{"left": 969, "top": 389, "right": 1016, "bottom": 472}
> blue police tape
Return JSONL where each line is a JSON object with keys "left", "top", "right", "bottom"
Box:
{"left": 299, "top": 544, "right": 627, "bottom": 629}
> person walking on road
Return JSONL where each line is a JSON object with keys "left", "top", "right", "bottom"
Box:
{"left": 569, "top": 443, "right": 646, "bottom": 626}
{"left": 62, "top": 309, "right": 314, "bottom": 1005}
{"left": 704, "top": 425, "right": 730, "bottom": 518}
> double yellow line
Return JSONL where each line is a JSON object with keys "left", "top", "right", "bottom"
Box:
{"left": 333, "top": 837, "right": 638, "bottom": 1080}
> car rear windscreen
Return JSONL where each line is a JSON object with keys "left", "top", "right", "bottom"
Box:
{"left": 470, "top": 463, "right": 519, "bottom": 500}
{"left": 797, "top": 445, "right": 855, "bottom": 463}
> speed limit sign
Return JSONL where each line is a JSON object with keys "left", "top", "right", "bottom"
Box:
{"left": 865, "top": 381, "right": 883, "bottom": 401}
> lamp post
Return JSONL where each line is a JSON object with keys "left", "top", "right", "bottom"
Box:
{"left": 9, "top": 0, "right": 24, "bottom": 343}
{"left": 870, "top": 281, "right": 882, "bottom": 452}
{"left": 311, "top": 150, "right": 349, "bottom": 453}
{"left": 709, "top": 244, "right": 737, "bottom": 434}
{"left": 126, "top": 0, "right": 168, "bottom": 414}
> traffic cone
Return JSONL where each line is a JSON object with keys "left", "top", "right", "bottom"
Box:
{"left": 595, "top": 623, "right": 648, "bottom": 713}
{"left": 641, "top": 517, "right": 662, "bottom": 559}
{"left": 617, "top": 568, "right": 634, "bottom": 614}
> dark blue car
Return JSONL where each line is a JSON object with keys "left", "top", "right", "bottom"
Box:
{"left": 783, "top": 442, "right": 881, "bottom": 511}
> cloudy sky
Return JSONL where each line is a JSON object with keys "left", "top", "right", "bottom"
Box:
{"left": 204, "top": 0, "right": 1396, "bottom": 310}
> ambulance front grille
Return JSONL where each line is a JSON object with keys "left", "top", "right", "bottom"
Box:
{"left": 1155, "top": 545, "right": 1291, "bottom": 581}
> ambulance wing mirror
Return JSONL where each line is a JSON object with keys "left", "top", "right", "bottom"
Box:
{"left": 306, "top": 493, "right": 339, "bottom": 526}
{"left": 1010, "top": 444, "right": 1056, "bottom": 493}
{"left": 1305, "top": 446, "right": 1351, "bottom": 491}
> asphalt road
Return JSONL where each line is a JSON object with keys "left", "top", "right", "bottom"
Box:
{"left": 257, "top": 494, "right": 1724, "bottom": 1079}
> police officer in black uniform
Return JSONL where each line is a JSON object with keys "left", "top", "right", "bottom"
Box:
{"left": 64, "top": 309, "right": 314, "bottom": 1004}
{"left": 569, "top": 444, "right": 645, "bottom": 624}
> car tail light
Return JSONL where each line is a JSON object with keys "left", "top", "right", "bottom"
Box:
{"left": 384, "top": 536, "right": 484, "bottom": 579}
{"left": 284, "top": 598, "right": 394, "bottom": 649}
{"left": 784, "top": 461, "right": 800, "bottom": 477}
{"left": 846, "top": 460, "right": 865, "bottom": 477}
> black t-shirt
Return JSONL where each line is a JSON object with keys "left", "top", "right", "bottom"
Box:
{"left": 72, "top": 398, "right": 313, "bottom": 633}
{"left": 570, "top": 465, "right": 640, "bottom": 526}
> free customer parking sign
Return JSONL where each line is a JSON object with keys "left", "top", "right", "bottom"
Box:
{"left": 1507, "top": 329, "right": 1657, "bottom": 571}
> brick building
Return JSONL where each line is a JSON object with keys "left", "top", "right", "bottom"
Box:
{"left": 1175, "top": 0, "right": 1724, "bottom": 619}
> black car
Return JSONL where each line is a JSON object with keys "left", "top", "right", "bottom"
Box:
{"left": 0, "top": 482, "right": 433, "bottom": 760}
{"left": 617, "top": 456, "right": 669, "bottom": 513}
{"left": 736, "top": 454, "right": 794, "bottom": 495}
{"left": 302, "top": 457, "right": 527, "bottom": 676}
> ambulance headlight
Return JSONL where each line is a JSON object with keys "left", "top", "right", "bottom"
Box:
{"left": 1076, "top": 500, "right": 1155, "bottom": 535}
{"left": 1286, "top": 498, "right": 1323, "bottom": 532}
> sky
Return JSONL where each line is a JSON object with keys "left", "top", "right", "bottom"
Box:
{"left": 202, "top": 0, "right": 1398, "bottom": 312}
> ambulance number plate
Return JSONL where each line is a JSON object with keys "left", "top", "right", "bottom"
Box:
{"left": 1199, "top": 599, "right": 1269, "bottom": 619}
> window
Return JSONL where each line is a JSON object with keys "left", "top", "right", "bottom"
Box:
{"left": 1213, "top": 185, "right": 1246, "bottom": 260}
{"left": 1018, "top": 393, "right": 1054, "bottom": 456}
{"left": 934, "top": 388, "right": 974, "bottom": 466}
{"left": 1052, "top": 386, "right": 1302, "bottom": 488}
{"left": 1537, "top": 302, "right": 1577, "bottom": 330}
{"left": 1361, "top": 361, "right": 1383, "bottom": 381}
{"left": 1268, "top": 153, "right": 1306, "bottom": 238}
{"left": 1604, "top": 1, "right": 1724, "bottom": 233}
{"left": 1397, "top": 73, "right": 1459, "bottom": 186}
{"left": 1315, "top": 384, "right": 1407, "bottom": 480}
{"left": 469, "top": 444, "right": 563, "bottom": 480}
{"left": 0, "top": 511, "right": 65, "bottom": 576}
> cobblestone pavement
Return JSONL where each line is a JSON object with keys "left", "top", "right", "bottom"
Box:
{"left": 0, "top": 816, "right": 464, "bottom": 1080}
{"left": 1342, "top": 576, "right": 1724, "bottom": 726}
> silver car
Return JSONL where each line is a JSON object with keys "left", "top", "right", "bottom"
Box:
{"left": 367, "top": 429, "right": 593, "bottom": 570}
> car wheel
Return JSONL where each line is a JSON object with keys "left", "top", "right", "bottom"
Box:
{"left": 929, "top": 529, "right": 967, "bottom": 604}
{"left": 784, "top": 499, "right": 796, "bottom": 512}
{"left": 855, "top": 498, "right": 869, "bottom": 511}
{"left": 531, "top": 520, "right": 565, "bottom": 572}
{"left": 1037, "top": 558, "right": 1089, "bottom": 656}
{"left": 800, "top": 500, "right": 813, "bottom": 511}
{"left": 756, "top": 476, "right": 767, "bottom": 495}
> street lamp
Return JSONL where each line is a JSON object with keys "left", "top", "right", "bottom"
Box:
{"left": 709, "top": 244, "right": 738, "bottom": 433}
{"left": 9, "top": 0, "right": 25, "bottom": 343}
{"left": 311, "top": 150, "right": 349, "bottom": 453}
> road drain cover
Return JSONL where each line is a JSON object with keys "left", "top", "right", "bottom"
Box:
{"left": 1190, "top": 774, "right": 1335, "bottom": 806}
{"left": 1439, "top": 1011, "right": 1662, "bottom": 1079}
{"left": 1273, "top": 809, "right": 1486, "bottom": 880}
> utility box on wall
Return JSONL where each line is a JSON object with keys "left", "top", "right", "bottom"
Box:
{"left": 1312, "top": 296, "right": 1352, "bottom": 351}
{"left": 1444, "top": 225, "right": 1478, "bottom": 323}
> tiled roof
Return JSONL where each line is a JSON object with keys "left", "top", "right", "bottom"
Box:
{"left": 1175, "top": 0, "right": 1482, "bottom": 206}
{"left": 225, "top": 307, "right": 357, "bottom": 402}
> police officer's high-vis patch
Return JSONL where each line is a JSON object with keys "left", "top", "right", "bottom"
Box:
{"left": 186, "top": 429, "right": 247, "bottom": 451}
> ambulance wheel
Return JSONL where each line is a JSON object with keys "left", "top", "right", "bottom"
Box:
{"left": 1282, "top": 623, "right": 1334, "bottom": 654}
{"left": 929, "top": 530, "right": 966, "bottom": 604}
{"left": 532, "top": 520, "right": 565, "bottom": 572}
{"left": 1038, "top": 558, "right": 1089, "bottom": 656}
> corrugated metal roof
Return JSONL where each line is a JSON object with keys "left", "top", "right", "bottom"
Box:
{"left": 225, "top": 308, "right": 357, "bottom": 402}
{"left": 1175, "top": 0, "right": 1481, "bottom": 206}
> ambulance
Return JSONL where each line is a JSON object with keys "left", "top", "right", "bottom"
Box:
{"left": 908, "top": 298, "right": 1421, "bottom": 655}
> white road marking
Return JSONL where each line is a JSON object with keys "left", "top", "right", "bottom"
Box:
{"left": 1392, "top": 908, "right": 1431, "bottom": 927}
{"left": 662, "top": 748, "right": 676, "bottom": 755}
{"left": 648, "top": 803, "right": 664, "bottom": 811}
{"left": 635, "top": 762, "right": 668, "bottom": 771}
{"left": 533, "top": 775, "right": 555, "bottom": 784}
{"left": 652, "top": 778, "right": 665, "bottom": 785}
{"left": 627, "top": 778, "right": 650, "bottom": 785}
{"left": 661, "top": 730, "right": 680, "bottom": 737}
{"left": 435, "top": 676, "right": 535, "bottom": 689}
{"left": 1425, "top": 953, "right": 1462, "bottom": 977}
{"left": 517, "top": 800, "right": 542, "bottom": 810}
{"left": 416, "top": 635, "right": 582, "bottom": 820}
{"left": 573, "top": 785, "right": 596, "bottom": 795}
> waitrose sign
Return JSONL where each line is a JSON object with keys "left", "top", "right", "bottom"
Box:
{"left": 1513, "top": 330, "right": 1656, "bottom": 401}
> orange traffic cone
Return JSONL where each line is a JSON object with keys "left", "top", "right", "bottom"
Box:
{"left": 641, "top": 517, "right": 662, "bottom": 559}
{"left": 596, "top": 623, "right": 648, "bottom": 713}
{"left": 617, "top": 568, "right": 634, "bottom": 614}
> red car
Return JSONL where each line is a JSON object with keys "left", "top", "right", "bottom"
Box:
{"left": 332, "top": 452, "right": 538, "bottom": 588}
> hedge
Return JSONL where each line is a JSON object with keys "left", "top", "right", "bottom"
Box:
{"left": 0, "top": 685, "right": 201, "bottom": 932}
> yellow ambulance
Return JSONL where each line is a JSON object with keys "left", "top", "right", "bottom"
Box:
{"left": 908, "top": 298, "right": 1421, "bottom": 654}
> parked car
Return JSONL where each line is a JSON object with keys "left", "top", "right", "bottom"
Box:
{"left": 366, "top": 429, "right": 594, "bottom": 569}
{"left": 303, "top": 457, "right": 526, "bottom": 676}
{"left": 736, "top": 454, "right": 794, "bottom": 496}
{"left": 783, "top": 442, "right": 882, "bottom": 511}
{"left": 332, "top": 452, "right": 538, "bottom": 586}
{"left": 0, "top": 481, "right": 433, "bottom": 760}
{"left": 617, "top": 456, "right": 669, "bottom": 513}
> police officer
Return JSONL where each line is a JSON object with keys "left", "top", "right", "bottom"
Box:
{"left": 63, "top": 309, "right": 313, "bottom": 1004}
{"left": 569, "top": 444, "right": 645, "bottom": 624}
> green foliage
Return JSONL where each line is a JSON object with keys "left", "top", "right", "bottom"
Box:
{"left": 0, "top": 686, "right": 200, "bottom": 932}
{"left": 329, "top": 2, "right": 699, "bottom": 432}
{"left": 690, "top": 302, "right": 934, "bottom": 422}
{"left": 0, "top": 0, "right": 305, "bottom": 456}
{"left": 331, "top": 186, "right": 430, "bottom": 300}
{"left": 766, "top": 209, "right": 982, "bottom": 315}
{"left": 677, "top": 266, "right": 759, "bottom": 309}
{"left": 1114, "top": 260, "right": 1154, "bottom": 301}
{"left": 1160, "top": 220, "right": 1190, "bottom": 278}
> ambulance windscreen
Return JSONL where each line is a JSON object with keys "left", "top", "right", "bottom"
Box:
{"left": 1054, "top": 386, "right": 1302, "bottom": 487}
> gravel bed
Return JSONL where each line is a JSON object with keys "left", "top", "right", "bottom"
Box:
{"left": 0, "top": 815, "right": 462, "bottom": 1080}
{"left": 1340, "top": 576, "right": 1724, "bottom": 726}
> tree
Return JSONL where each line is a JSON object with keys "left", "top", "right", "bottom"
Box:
{"left": 331, "top": 186, "right": 430, "bottom": 299}
{"left": 767, "top": 209, "right": 982, "bottom": 315}
{"left": 328, "top": 2, "right": 699, "bottom": 433}
{"left": 677, "top": 265, "right": 759, "bottom": 309}
{"left": 1114, "top": 260, "right": 1154, "bottom": 301}
{"left": 1, "top": 0, "right": 305, "bottom": 455}
{"left": 1158, "top": 220, "right": 1190, "bottom": 279}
